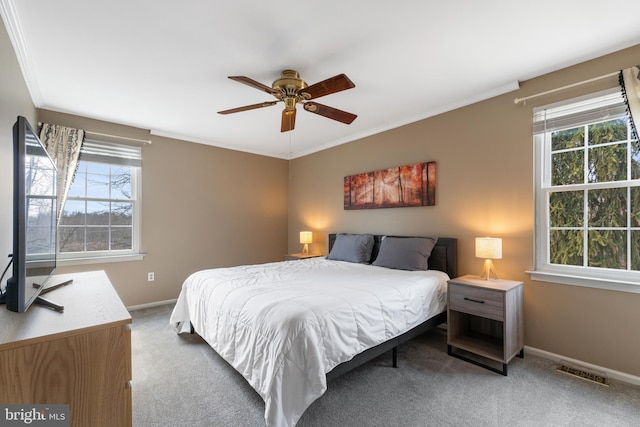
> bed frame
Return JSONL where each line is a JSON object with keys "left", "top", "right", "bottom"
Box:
{"left": 188, "top": 234, "right": 457, "bottom": 383}
{"left": 325, "top": 234, "right": 457, "bottom": 381}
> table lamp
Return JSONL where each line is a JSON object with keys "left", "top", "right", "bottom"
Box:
{"left": 475, "top": 237, "right": 502, "bottom": 280}
{"left": 300, "top": 231, "right": 313, "bottom": 255}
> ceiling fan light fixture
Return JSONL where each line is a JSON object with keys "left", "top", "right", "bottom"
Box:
{"left": 283, "top": 97, "right": 297, "bottom": 110}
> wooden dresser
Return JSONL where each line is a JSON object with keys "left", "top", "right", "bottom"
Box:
{"left": 0, "top": 270, "right": 132, "bottom": 427}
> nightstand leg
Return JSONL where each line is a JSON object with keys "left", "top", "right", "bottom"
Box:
{"left": 518, "top": 348, "right": 524, "bottom": 358}
{"left": 392, "top": 347, "right": 398, "bottom": 368}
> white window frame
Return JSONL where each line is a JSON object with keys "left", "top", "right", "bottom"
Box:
{"left": 57, "top": 140, "right": 144, "bottom": 266}
{"left": 529, "top": 88, "right": 640, "bottom": 294}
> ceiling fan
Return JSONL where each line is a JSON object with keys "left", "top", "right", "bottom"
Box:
{"left": 218, "top": 70, "right": 357, "bottom": 132}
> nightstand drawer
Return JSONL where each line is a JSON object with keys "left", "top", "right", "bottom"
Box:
{"left": 449, "top": 283, "right": 504, "bottom": 321}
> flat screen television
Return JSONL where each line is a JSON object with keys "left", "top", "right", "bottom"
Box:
{"left": 0, "top": 116, "right": 63, "bottom": 312}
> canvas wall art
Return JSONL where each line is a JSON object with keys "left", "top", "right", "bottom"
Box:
{"left": 344, "top": 161, "right": 436, "bottom": 210}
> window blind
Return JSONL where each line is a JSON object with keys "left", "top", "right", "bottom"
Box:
{"left": 79, "top": 139, "right": 142, "bottom": 167}
{"left": 533, "top": 89, "right": 626, "bottom": 135}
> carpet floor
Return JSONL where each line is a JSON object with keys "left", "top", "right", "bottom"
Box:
{"left": 131, "top": 304, "right": 640, "bottom": 426}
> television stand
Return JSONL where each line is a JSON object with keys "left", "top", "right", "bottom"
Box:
{"left": 32, "top": 279, "right": 74, "bottom": 312}
{"left": 0, "top": 271, "right": 132, "bottom": 427}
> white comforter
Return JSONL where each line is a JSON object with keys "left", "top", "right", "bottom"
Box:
{"left": 170, "top": 258, "right": 448, "bottom": 427}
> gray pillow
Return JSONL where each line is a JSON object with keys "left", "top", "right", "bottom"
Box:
{"left": 372, "top": 236, "right": 437, "bottom": 271}
{"left": 327, "top": 233, "right": 375, "bottom": 263}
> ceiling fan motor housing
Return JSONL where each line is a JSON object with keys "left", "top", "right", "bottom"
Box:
{"left": 273, "top": 70, "right": 307, "bottom": 109}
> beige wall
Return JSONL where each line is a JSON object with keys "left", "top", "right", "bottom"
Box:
{"left": 0, "top": 21, "right": 37, "bottom": 265}
{"left": 288, "top": 44, "right": 640, "bottom": 377}
{"left": 37, "top": 110, "right": 289, "bottom": 307}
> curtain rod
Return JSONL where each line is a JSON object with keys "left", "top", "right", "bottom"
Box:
{"left": 38, "top": 122, "right": 152, "bottom": 145}
{"left": 513, "top": 71, "right": 619, "bottom": 105}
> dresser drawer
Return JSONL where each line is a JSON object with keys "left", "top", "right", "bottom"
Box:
{"left": 449, "top": 283, "right": 504, "bottom": 321}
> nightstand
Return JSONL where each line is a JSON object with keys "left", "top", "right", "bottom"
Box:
{"left": 447, "top": 275, "right": 524, "bottom": 375}
{"left": 283, "top": 253, "right": 323, "bottom": 261}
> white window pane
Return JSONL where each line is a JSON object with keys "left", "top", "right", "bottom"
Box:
{"left": 61, "top": 200, "right": 85, "bottom": 225}
{"left": 534, "top": 89, "right": 640, "bottom": 288}
{"left": 87, "top": 173, "right": 110, "bottom": 199}
{"left": 111, "top": 227, "right": 132, "bottom": 250}
{"left": 59, "top": 227, "right": 85, "bottom": 253}
{"left": 87, "top": 201, "right": 109, "bottom": 225}
{"left": 58, "top": 143, "right": 140, "bottom": 259}
{"left": 111, "top": 168, "right": 132, "bottom": 200}
{"left": 111, "top": 202, "right": 132, "bottom": 225}
{"left": 68, "top": 172, "right": 86, "bottom": 197}
{"left": 86, "top": 227, "right": 109, "bottom": 251}
{"left": 86, "top": 162, "right": 110, "bottom": 174}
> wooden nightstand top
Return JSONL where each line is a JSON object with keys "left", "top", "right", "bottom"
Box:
{"left": 449, "top": 275, "right": 523, "bottom": 293}
{"left": 284, "top": 253, "right": 324, "bottom": 260}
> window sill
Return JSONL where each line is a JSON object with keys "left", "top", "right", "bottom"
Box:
{"left": 527, "top": 270, "right": 640, "bottom": 294}
{"left": 57, "top": 253, "right": 146, "bottom": 267}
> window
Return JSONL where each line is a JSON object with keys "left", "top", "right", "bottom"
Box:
{"left": 58, "top": 140, "right": 142, "bottom": 263}
{"left": 531, "top": 88, "right": 640, "bottom": 292}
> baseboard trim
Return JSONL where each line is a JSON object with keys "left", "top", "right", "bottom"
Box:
{"left": 525, "top": 345, "right": 640, "bottom": 386}
{"left": 127, "top": 298, "right": 177, "bottom": 312}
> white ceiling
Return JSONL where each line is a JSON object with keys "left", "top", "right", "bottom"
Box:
{"left": 3, "top": 1, "right": 640, "bottom": 159}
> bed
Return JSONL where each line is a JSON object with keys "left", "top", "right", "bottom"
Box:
{"left": 170, "top": 233, "right": 457, "bottom": 427}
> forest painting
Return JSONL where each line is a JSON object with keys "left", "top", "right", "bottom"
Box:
{"left": 344, "top": 161, "right": 436, "bottom": 210}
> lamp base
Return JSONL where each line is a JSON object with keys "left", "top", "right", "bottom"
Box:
{"left": 480, "top": 259, "right": 499, "bottom": 280}
{"left": 301, "top": 243, "right": 309, "bottom": 255}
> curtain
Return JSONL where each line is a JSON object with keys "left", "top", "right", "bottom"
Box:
{"left": 620, "top": 65, "right": 640, "bottom": 140}
{"left": 39, "top": 123, "right": 85, "bottom": 221}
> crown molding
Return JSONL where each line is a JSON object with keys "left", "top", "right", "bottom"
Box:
{"left": 0, "top": 0, "right": 43, "bottom": 106}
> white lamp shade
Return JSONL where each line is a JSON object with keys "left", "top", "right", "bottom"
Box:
{"left": 475, "top": 237, "right": 502, "bottom": 259}
{"left": 300, "top": 231, "right": 313, "bottom": 244}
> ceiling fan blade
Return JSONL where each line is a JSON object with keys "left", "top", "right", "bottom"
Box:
{"left": 300, "top": 74, "right": 355, "bottom": 100}
{"left": 228, "top": 76, "right": 279, "bottom": 96}
{"left": 303, "top": 102, "right": 357, "bottom": 124}
{"left": 281, "top": 108, "right": 296, "bottom": 132}
{"left": 218, "top": 101, "right": 278, "bottom": 115}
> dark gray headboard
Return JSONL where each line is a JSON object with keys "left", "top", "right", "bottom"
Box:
{"left": 328, "top": 234, "right": 457, "bottom": 279}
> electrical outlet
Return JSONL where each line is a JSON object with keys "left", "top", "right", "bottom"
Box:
{"left": 148, "top": 272, "right": 155, "bottom": 282}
